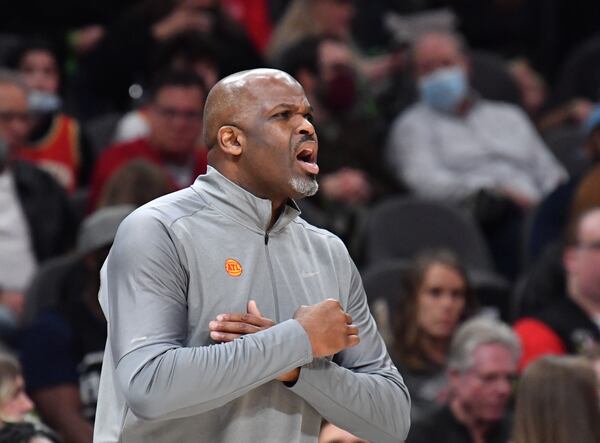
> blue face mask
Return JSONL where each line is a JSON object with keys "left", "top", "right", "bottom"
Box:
{"left": 418, "top": 66, "right": 468, "bottom": 113}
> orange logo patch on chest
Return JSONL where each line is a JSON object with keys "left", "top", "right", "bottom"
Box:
{"left": 225, "top": 259, "right": 243, "bottom": 277}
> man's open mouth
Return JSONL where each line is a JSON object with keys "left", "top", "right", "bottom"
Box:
{"left": 295, "top": 145, "right": 319, "bottom": 175}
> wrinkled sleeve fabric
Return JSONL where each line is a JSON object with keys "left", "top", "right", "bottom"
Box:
{"left": 105, "top": 209, "right": 313, "bottom": 420}
{"left": 289, "top": 253, "right": 411, "bottom": 443}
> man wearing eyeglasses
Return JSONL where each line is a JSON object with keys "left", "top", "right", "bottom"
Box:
{"left": 515, "top": 207, "right": 600, "bottom": 370}
{"left": 408, "top": 317, "right": 520, "bottom": 443}
{"left": 0, "top": 70, "right": 74, "bottom": 343}
{"left": 88, "top": 69, "right": 208, "bottom": 210}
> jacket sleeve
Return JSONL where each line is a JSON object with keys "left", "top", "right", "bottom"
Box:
{"left": 288, "top": 257, "right": 411, "bottom": 443}
{"left": 104, "top": 210, "right": 313, "bottom": 420}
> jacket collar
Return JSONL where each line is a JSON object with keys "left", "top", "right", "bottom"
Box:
{"left": 191, "top": 166, "right": 301, "bottom": 234}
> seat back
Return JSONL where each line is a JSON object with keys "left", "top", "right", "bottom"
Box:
{"left": 361, "top": 260, "right": 411, "bottom": 346}
{"left": 365, "top": 197, "right": 493, "bottom": 271}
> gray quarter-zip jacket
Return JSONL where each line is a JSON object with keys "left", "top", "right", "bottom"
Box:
{"left": 94, "top": 166, "right": 410, "bottom": 443}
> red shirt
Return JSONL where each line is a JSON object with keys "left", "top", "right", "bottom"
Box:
{"left": 18, "top": 114, "right": 81, "bottom": 192}
{"left": 88, "top": 138, "right": 208, "bottom": 211}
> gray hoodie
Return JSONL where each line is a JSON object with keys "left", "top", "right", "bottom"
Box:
{"left": 94, "top": 167, "right": 410, "bottom": 442}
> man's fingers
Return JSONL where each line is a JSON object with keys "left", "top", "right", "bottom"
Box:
{"left": 210, "top": 331, "right": 241, "bottom": 342}
{"left": 209, "top": 320, "right": 262, "bottom": 334}
{"left": 247, "top": 299, "right": 262, "bottom": 317}
{"left": 345, "top": 313, "right": 352, "bottom": 324}
{"left": 346, "top": 324, "right": 359, "bottom": 336}
{"left": 216, "top": 313, "right": 275, "bottom": 327}
{"left": 347, "top": 335, "right": 360, "bottom": 348}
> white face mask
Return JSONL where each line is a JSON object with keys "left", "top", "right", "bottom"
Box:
{"left": 28, "top": 90, "right": 62, "bottom": 114}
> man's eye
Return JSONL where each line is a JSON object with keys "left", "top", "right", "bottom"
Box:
{"left": 274, "top": 111, "right": 291, "bottom": 119}
{"left": 304, "top": 113, "right": 314, "bottom": 123}
{"left": 428, "top": 288, "right": 443, "bottom": 297}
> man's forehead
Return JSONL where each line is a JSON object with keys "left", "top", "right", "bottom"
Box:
{"left": 256, "top": 82, "right": 308, "bottom": 109}
{"left": 236, "top": 75, "right": 308, "bottom": 111}
{"left": 415, "top": 36, "right": 461, "bottom": 61}
{"left": 471, "top": 343, "right": 516, "bottom": 370}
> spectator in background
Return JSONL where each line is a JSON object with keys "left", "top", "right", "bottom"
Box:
{"left": 268, "top": 0, "right": 355, "bottom": 62}
{"left": 88, "top": 69, "right": 208, "bottom": 211}
{"left": 20, "top": 206, "right": 133, "bottom": 443}
{"left": 96, "top": 160, "right": 171, "bottom": 209}
{"left": 0, "top": 422, "right": 61, "bottom": 443}
{"left": 278, "top": 35, "right": 400, "bottom": 241}
{"left": 77, "top": 0, "right": 262, "bottom": 118}
{"left": 552, "top": 33, "right": 600, "bottom": 111}
{"left": 514, "top": 207, "right": 600, "bottom": 371}
{"left": 0, "top": 72, "right": 75, "bottom": 341}
{"left": 526, "top": 104, "right": 600, "bottom": 263}
{"left": 508, "top": 58, "right": 594, "bottom": 132}
{"left": 113, "top": 31, "right": 221, "bottom": 143}
{"left": 512, "top": 356, "right": 600, "bottom": 443}
{"left": 318, "top": 421, "right": 368, "bottom": 443}
{"left": 507, "top": 58, "right": 547, "bottom": 119}
{"left": 8, "top": 39, "right": 91, "bottom": 192}
{"left": 386, "top": 31, "right": 566, "bottom": 279}
{"left": 0, "top": 353, "right": 34, "bottom": 424}
{"left": 517, "top": 145, "right": 600, "bottom": 318}
{"left": 218, "top": 0, "right": 273, "bottom": 54}
{"left": 269, "top": 0, "right": 398, "bottom": 84}
{"left": 392, "top": 250, "right": 477, "bottom": 421}
{"left": 407, "top": 316, "right": 520, "bottom": 443}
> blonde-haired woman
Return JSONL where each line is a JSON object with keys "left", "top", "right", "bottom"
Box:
{"left": 392, "top": 249, "right": 477, "bottom": 421}
{"left": 513, "top": 355, "right": 600, "bottom": 443}
{"left": 0, "top": 353, "right": 33, "bottom": 425}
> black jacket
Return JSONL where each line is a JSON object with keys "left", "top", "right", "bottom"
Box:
{"left": 12, "top": 160, "right": 76, "bottom": 262}
{"left": 407, "top": 405, "right": 512, "bottom": 443}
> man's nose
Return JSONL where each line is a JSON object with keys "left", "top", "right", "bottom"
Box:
{"left": 297, "top": 116, "right": 315, "bottom": 136}
{"left": 19, "top": 392, "right": 34, "bottom": 413}
{"left": 494, "top": 377, "right": 513, "bottom": 397}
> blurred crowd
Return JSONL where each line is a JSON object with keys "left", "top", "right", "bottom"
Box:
{"left": 2, "top": 1, "right": 600, "bottom": 442}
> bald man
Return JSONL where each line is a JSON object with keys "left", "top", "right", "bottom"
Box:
{"left": 94, "top": 69, "right": 410, "bottom": 443}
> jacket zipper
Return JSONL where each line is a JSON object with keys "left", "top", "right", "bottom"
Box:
{"left": 264, "top": 232, "right": 280, "bottom": 323}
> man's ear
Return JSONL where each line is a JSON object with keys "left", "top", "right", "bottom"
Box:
{"left": 217, "top": 125, "right": 245, "bottom": 157}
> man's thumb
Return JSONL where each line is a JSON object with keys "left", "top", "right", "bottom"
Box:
{"left": 247, "top": 299, "right": 262, "bottom": 316}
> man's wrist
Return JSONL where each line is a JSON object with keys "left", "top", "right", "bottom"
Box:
{"left": 279, "top": 367, "right": 301, "bottom": 386}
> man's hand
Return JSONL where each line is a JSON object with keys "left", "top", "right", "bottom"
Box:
{"left": 208, "top": 300, "right": 275, "bottom": 342}
{"left": 209, "top": 301, "right": 300, "bottom": 383}
{"left": 293, "top": 299, "right": 360, "bottom": 357}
